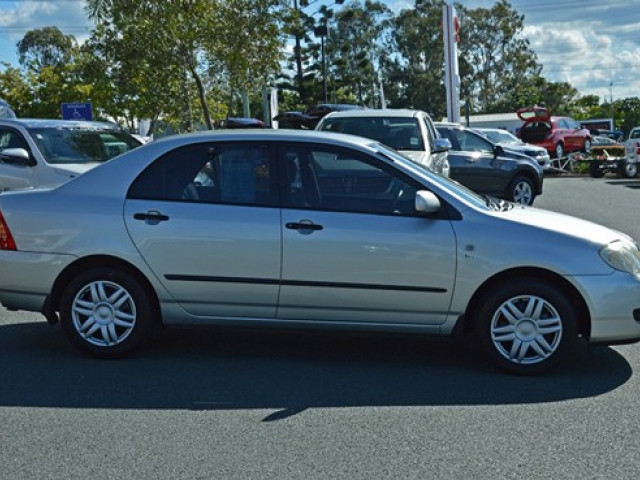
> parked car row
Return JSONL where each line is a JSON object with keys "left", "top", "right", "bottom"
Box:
{"left": 2, "top": 129, "right": 640, "bottom": 375}
{"left": 315, "top": 108, "right": 543, "bottom": 206}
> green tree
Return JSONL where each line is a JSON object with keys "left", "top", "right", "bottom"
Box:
{"left": 328, "top": 0, "right": 392, "bottom": 106}
{"left": 457, "top": 0, "right": 541, "bottom": 113}
{"left": 17, "top": 26, "right": 77, "bottom": 72}
{"left": 85, "top": 0, "right": 282, "bottom": 130}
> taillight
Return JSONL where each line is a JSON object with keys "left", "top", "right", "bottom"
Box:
{"left": 0, "top": 209, "right": 16, "bottom": 250}
{"left": 635, "top": 142, "right": 640, "bottom": 155}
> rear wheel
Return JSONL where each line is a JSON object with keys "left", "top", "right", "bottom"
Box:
{"left": 619, "top": 160, "right": 638, "bottom": 178}
{"left": 507, "top": 175, "right": 535, "bottom": 206}
{"left": 59, "top": 267, "right": 154, "bottom": 358}
{"left": 476, "top": 279, "right": 577, "bottom": 375}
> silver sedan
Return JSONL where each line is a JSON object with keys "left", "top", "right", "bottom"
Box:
{"left": 1, "top": 130, "right": 640, "bottom": 375}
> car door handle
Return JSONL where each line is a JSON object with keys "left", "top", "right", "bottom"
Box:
{"left": 133, "top": 211, "right": 169, "bottom": 223}
{"left": 286, "top": 222, "right": 323, "bottom": 231}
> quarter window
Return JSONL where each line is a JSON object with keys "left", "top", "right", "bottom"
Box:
{"left": 128, "top": 142, "right": 276, "bottom": 206}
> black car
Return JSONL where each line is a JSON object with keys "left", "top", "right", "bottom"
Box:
{"left": 274, "top": 104, "right": 363, "bottom": 129}
{"left": 436, "top": 122, "right": 544, "bottom": 205}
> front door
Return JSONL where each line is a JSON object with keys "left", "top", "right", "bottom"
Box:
{"left": 277, "top": 143, "right": 457, "bottom": 326}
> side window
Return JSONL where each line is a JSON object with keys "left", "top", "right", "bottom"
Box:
{"left": 128, "top": 142, "right": 276, "bottom": 206}
{"left": 281, "top": 144, "right": 420, "bottom": 216}
{"left": 456, "top": 130, "right": 493, "bottom": 153}
{"left": 0, "top": 128, "right": 28, "bottom": 152}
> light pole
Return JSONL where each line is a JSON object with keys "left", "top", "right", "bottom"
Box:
{"left": 314, "top": 23, "right": 328, "bottom": 103}
{"left": 610, "top": 81, "right": 614, "bottom": 128}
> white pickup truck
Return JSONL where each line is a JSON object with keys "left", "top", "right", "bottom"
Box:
{"left": 624, "top": 126, "right": 640, "bottom": 177}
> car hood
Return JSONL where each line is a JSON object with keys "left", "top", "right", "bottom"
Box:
{"left": 498, "top": 204, "right": 629, "bottom": 246}
{"left": 51, "top": 163, "right": 100, "bottom": 177}
{"left": 501, "top": 143, "right": 548, "bottom": 155}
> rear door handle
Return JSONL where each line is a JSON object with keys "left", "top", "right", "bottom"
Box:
{"left": 286, "top": 222, "right": 323, "bottom": 231}
{"left": 133, "top": 211, "right": 169, "bottom": 224}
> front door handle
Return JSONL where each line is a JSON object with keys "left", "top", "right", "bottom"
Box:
{"left": 286, "top": 221, "right": 323, "bottom": 231}
{"left": 133, "top": 211, "right": 169, "bottom": 224}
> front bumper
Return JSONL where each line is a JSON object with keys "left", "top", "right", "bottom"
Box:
{"left": 572, "top": 271, "right": 640, "bottom": 344}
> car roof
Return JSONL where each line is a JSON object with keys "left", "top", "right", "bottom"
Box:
{"left": 322, "top": 108, "right": 427, "bottom": 119}
{"left": 434, "top": 122, "right": 464, "bottom": 128}
{"left": 150, "top": 128, "right": 379, "bottom": 149}
{"left": 0, "top": 118, "right": 124, "bottom": 130}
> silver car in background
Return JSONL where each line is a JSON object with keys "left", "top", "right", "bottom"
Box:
{"left": 1, "top": 130, "right": 640, "bottom": 375}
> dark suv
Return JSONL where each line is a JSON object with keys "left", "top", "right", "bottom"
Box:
{"left": 436, "top": 122, "right": 543, "bottom": 205}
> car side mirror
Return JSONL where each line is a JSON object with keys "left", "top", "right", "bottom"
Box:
{"left": 433, "top": 138, "right": 451, "bottom": 153}
{"left": 0, "top": 148, "right": 35, "bottom": 167}
{"left": 493, "top": 145, "right": 504, "bottom": 157}
{"left": 415, "top": 190, "right": 441, "bottom": 214}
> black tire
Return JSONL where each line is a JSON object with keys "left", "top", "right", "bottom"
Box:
{"left": 507, "top": 175, "right": 535, "bottom": 206}
{"left": 618, "top": 161, "right": 638, "bottom": 179}
{"left": 554, "top": 142, "right": 564, "bottom": 159}
{"left": 475, "top": 279, "right": 577, "bottom": 375}
{"left": 590, "top": 161, "right": 605, "bottom": 178}
{"left": 59, "top": 267, "right": 155, "bottom": 358}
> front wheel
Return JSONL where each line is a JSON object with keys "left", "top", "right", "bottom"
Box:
{"left": 59, "top": 267, "right": 155, "bottom": 358}
{"left": 507, "top": 175, "right": 535, "bottom": 206}
{"left": 475, "top": 279, "right": 577, "bottom": 375}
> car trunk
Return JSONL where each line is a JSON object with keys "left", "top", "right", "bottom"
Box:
{"left": 520, "top": 122, "right": 551, "bottom": 143}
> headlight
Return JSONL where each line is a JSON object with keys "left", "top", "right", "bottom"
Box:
{"left": 599, "top": 241, "right": 640, "bottom": 274}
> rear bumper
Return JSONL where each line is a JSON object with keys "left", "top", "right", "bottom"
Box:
{"left": 0, "top": 251, "right": 76, "bottom": 313}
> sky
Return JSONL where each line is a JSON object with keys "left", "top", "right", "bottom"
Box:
{"left": 0, "top": 0, "right": 638, "bottom": 105}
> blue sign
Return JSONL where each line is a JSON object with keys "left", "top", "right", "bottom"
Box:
{"left": 61, "top": 102, "right": 93, "bottom": 121}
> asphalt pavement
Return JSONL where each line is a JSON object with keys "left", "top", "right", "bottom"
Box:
{"left": 2, "top": 174, "right": 640, "bottom": 479}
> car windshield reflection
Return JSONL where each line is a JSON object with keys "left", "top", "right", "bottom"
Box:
{"left": 28, "top": 127, "right": 141, "bottom": 164}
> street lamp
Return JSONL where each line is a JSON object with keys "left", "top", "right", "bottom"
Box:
{"left": 314, "top": 23, "right": 328, "bottom": 103}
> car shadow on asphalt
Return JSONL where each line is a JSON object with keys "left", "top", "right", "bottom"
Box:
{"left": 605, "top": 179, "right": 640, "bottom": 189}
{"left": 0, "top": 322, "right": 632, "bottom": 419}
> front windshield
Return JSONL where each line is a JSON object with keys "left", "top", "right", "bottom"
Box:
{"left": 320, "top": 116, "right": 424, "bottom": 151}
{"left": 481, "top": 130, "right": 519, "bottom": 144}
{"left": 28, "top": 126, "right": 141, "bottom": 164}
{"left": 373, "top": 143, "right": 489, "bottom": 209}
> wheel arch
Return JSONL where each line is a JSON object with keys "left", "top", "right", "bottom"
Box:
{"left": 47, "top": 255, "right": 162, "bottom": 325}
{"left": 457, "top": 267, "right": 591, "bottom": 338}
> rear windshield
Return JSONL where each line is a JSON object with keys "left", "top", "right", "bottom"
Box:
{"left": 28, "top": 126, "right": 141, "bottom": 164}
{"left": 319, "top": 117, "right": 424, "bottom": 151}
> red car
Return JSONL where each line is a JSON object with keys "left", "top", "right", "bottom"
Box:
{"left": 517, "top": 106, "right": 591, "bottom": 158}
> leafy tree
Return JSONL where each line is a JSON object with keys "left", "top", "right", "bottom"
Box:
{"left": 384, "top": 0, "right": 447, "bottom": 117}
{"left": 85, "top": 0, "right": 282, "bottom": 130}
{"left": 327, "top": 0, "right": 392, "bottom": 106}
{"left": 457, "top": 0, "right": 541, "bottom": 113}
{"left": 17, "top": 26, "right": 77, "bottom": 72}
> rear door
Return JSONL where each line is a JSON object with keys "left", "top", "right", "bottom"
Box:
{"left": 124, "top": 141, "right": 282, "bottom": 318}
